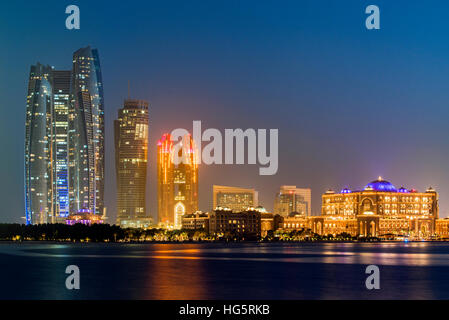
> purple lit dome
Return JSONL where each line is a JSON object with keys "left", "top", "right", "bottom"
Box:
{"left": 398, "top": 187, "right": 409, "bottom": 193}
{"left": 364, "top": 177, "right": 397, "bottom": 192}
{"left": 340, "top": 188, "right": 352, "bottom": 194}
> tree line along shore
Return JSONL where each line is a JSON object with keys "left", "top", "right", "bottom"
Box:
{"left": 0, "top": 223, "right": 397, "bottom": 242}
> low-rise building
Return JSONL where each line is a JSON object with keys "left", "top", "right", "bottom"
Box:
{"left": 436, "top": 218, "right": 449, "bottom": 239}
{"left": 209, "top": 209, "right": 261, "bottom": 236}
{"left": 181, "top": 212, "right": 210, "bottom": 232}
{"left": 65, "top": 209, "right": 104, "bottom": 225}
{"left": 280, "top": 212, "right": 309, "bottom": 231}
{"left": 119, "top": 218, "right": 153, "bottom": 229}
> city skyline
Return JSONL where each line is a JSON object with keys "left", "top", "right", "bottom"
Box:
{"left": 5, "top": 0, "right": 449, "bottom": 304}
{"left": 3, "top": 1, "right": 449, "bottom": 223}
{"left": 19, "top": 45, "right": 449, "bottom": 223}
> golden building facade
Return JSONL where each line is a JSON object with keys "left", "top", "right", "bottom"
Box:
{"left": 281, "top": 214, "right": 309, "bottom": 231}
{"left": 157, "top": 133, "right": 198, "bottom": 229}
{"left": 181, "top": 212, "right": 210, "bottom": 232}
{"left": 436, "top": 219, "right": 449, "bottom": 239}
{"left": 316, "top": 177, "right": 439, "bottom": 239}
{"left": 114, "top": 99, "right": 149, "bottom": 228}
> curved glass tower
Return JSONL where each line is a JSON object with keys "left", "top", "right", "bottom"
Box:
{"left": 69, "top": 46, "right": 105, "bottom": 216}
{"left": 25, "top": 63, "right": 53, "bottom": 225}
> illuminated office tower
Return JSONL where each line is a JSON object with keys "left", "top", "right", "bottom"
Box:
{"left": 114, "top": 99, "right": 150, "bottom": 228}
{"left": 274, "top": 186, "right": 312, "bottom": 217}
{"left": 212, "top": 185, "right": 258, "bottom": 212}
{"left": 50, "top": 70, "right": 71, "bottom": 222}
{"left": 157, "top": 134, "right": 198, "bottom": 228}
{"left": 25, "top": 63, "right": 53, "bottom": 225}
{"left": 69, "top": 46, "right": 105, "bottom": 215}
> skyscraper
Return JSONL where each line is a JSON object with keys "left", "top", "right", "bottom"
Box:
{"left": 274, "top": 186, "right": 312, "bottom": 217}
{"left": 157, "top": 133, "right": 198, "bottom": 228}
{"left": 25, "top": 63, "right": 53, "bottom": 225}
{"left": 212, "top": 185, "right": 259, "bottom": 212}
{"left": 50, "top": 70, "right": 71, "bottom": 222}
{"left": 69, "top": 46, "right": 105, "bottom": 216}
{"left": 114, "top": 99, "right": 150, "bottom": 228}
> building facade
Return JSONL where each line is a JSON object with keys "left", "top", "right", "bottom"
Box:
{"left": 272, "top": 178, "right": 441, "bottom": 240}
{"left": 157, "top": 133, "right": 199, "bottom": 229}
{"left": 315, "top": 177, "right": 439, "bottom": 239}
{"left": 209, "top": 209, "right": 262, "bottom": 236}
{"left": 51, "top": 70, "right": 71, "bottom": 222}
{"left": 69, "top": 46, "right": 105, "bottom": 216}
{"left": 274, "top": 185, "right": 311, "bottom": 217}
{"left": 261, "top": 212, "right": 280, "bottom": 237}
{"left": 114, "top": 99, "right": 149, "bottom": 228}
{"left": 212, "top": 185, "right": 258, "bottom": 212}
{"left": 65, "top": 208, "right": 104, "bottom": 225}
{"left": 436, "top": 219, "right": 449, "bottom": 239}
{"left": 25, "top": 63, "right": 53, "bottom": 224}
{"left": 181, "top": 212, "right": 210, "bottom": 232}
{"left": 280, "top": 213, "right": 309, "bottom": 231}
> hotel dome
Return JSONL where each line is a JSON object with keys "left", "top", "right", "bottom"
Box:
{"left": 363, "top": 177, "right": 397, "bottom": 192}
{"left": 398, "top": 187, "right": 409, "bottom": 193}
{"left": 340, "top": 187, "right": 352, "bottom": 194}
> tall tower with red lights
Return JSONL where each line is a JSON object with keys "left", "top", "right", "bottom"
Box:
{"left": 157, "top": 133, "right": 198, "bottom": 228}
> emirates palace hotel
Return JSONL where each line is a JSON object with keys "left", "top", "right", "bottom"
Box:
{"left": 310, "top": 177, "right": 440, "bottom": 239}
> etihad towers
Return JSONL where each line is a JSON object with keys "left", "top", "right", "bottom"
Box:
{"left": 69, "top": 46, "right": 105, "bottom": 216}
{"left": 50, "top": 70, "right": 71, "bottom": 220}
{"left": 24, "top": 63, "right": 53, "bottom": 224}
{"left": 25, "top": 46, "right": 105, "bottom": 224}
{"left": 25, "top": 66, "right": 73, "bottom": 224}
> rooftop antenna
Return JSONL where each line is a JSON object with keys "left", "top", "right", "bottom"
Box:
{"left": 127, "top": 80, "right": 130, "bottom": 99}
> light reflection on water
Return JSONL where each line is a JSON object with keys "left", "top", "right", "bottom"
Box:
{"left": 0, "top": 242, "right": 448, "bottom": 299}
{"left": 0, "top": 242, "right": 447, "bottom": 266}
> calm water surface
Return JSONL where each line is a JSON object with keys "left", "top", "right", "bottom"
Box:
{"left": 1, "top": 242, "right": 448, "bottom": 299}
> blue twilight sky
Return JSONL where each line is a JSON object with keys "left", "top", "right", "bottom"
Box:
{"left": 1, "top": 0, "right": 449, "bottom": 223}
